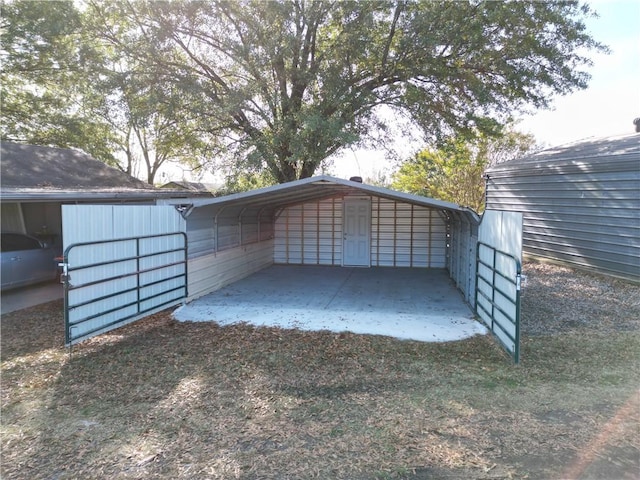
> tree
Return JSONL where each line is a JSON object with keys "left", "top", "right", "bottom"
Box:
{"left": 1, "top": 0, "right": 211, "bottom": 184}
{"left": 392, "top": 127, "right": 536, "bottom": 212}
{"left": 220, "top": 170, "right": 277, "bottom": 195}
{"left": 1, "top": 0, "right": 118, "bottom": 163}
{"left": 85, "top": 0, "right": 605, "bottom": 182}
{"left": 90, "top": 61, "right": 211, "bottom": 184}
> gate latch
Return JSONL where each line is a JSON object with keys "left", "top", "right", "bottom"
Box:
{"left": 57, "top": 261, "right": 70, "bottom": 284}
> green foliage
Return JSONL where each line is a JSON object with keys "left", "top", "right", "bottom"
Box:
{"left": 86, "top": 0, "right": 605, "bottom": 182}
{"left": 220, "top": 170, "right": 277, "bottom": 194}
{"left": 2, "top": 1, "right": 606, "bottom": 184}
{"left": 1, "top": 0, "right": 211, "bottom": 183}
{"left": 1, "top": 0, "right": 119, "bottom": 164}
{"left": 392, "top": 128, "right": 536, "bottom": 212}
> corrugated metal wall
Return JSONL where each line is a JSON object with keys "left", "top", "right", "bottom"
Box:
{"left": 187, "top": 240, "right": 274, "bottom": 300}
{"left": 447, "top": 212, "right": 478, "bottom": 306}
{"left": 274, "top": 196, "right": 448, "bottom": 268}
{"left": 371, "top": 197, "right": 447, "bottom": 268}
{"left": 62, "top": 205, "right": 187, "bottom": 344}
{"left": 185, "top": 205, "right": 274, "bottom": 257}
{"left": 486, "top": 146, "right": 640, "bottom": 282}
{"left": 182, "top": 204, "right": 275, "bottom": 299}
{"left": 274, "top": 197, "right": 343, "bottom": 265}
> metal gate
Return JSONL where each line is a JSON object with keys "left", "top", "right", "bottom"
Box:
{"left": 62, "top": 205, "right": 187, "bottom": 346}
{"left": 475, "top": 210, "right": 523, "bottom": 363}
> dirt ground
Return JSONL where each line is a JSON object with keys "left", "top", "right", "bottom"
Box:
{"left": 1, "top": 261, "right": 639, "bottom": 479}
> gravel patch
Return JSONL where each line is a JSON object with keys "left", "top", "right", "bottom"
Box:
{"left": 520, "top": 261, "right": 640, "bottom": 336}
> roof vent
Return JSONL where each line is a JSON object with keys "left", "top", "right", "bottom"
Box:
{"left": 349, "top": 176, "right": 363, "bottom": 183}
{"left": 634, "top": 117, "right": 640, "bottom": 133}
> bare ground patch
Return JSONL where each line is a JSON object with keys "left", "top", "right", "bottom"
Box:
{"left": 521, "top": 261, "right": 640, "bottom": 335}
{"left": 1, "top": 262, "right": 639, "bottom": 479}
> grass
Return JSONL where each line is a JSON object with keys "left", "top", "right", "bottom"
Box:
{"left": 1, "top": 281, "right": 639, "bottom": 479}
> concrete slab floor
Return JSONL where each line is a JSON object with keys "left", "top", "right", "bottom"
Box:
{"left": 174, "top": 265, "right": 488, "bottom": 342}
{"left": 1, "top": 280, "right": 63, "bottom": 315}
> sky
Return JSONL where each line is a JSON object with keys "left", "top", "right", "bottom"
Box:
{"left": 516, "top": 0, "right": 640, "bottom": 146}
{"left": 327, "top": 0, "right": 640, "bottom": 180}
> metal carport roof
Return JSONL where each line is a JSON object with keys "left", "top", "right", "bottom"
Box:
{"left": 159, "top": 175, "right": 480, "bottom": 222}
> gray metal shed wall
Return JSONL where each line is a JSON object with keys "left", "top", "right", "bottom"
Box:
{"left": 486, "top": 154, "right": 640, "bottom": 282}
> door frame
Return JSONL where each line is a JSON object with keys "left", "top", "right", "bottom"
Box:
{"left": 342, "top": 197, "right": 371, "bottom": 267}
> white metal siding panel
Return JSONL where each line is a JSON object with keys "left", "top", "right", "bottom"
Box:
{"left": 447, "top": 214, "right": 478, "bottom": 306}
{"left": 63, "top": 206, "right": 138, "bottom": 335}
{"left": 187, "top": 240, "right": 274, "bottom": 300}
{"left": 241, "top": 221, "right": 260, "bottom": 245}
{"left": 184, "top": 207, "right": 275, "bottom": 258}
{"left": 372, "top": 199, "right": 447, "bottom": 268}
{"left": 275, "top": 196, "right": 448, "bottom": 268}
{"left": 217, "top": 223, "right": 239, "bottom": 250}
{"left": 478, "top": 210, "right": 523, "bottom": 264}
{"left": 486, "top": 153, "right": 640, "bottom": 281}
{"left": 259, "top": 219, "right": 274, "bottom": 242}
{"left": 274, "top": 199, "right": 342, "bottom": 265}
{"left": 185, "top": 209, "right": 216, "bottom": 257}
{"left": 476, "top": 210, "right": 523, "bottom": 359}
{"left": 62, "top": 205, "right": 186, "bottom": 344}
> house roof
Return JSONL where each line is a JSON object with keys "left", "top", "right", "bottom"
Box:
{"left": 0, "top": 142, "right": 193, "bottom": 202}
{"left": 486, "top": 133, "right": 640, "bottom": 174}
{"left": 158, "top": 175, "right": 480, "bottom": 223}
{"left": 1, "top": 142, "right": 155, "bottom": 190}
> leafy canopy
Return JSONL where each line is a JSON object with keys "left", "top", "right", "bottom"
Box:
{"left": 2, "top": 1, "right": 605, "bottom": 184}
{"left": 88, "top": 0, "right": 605, "bottom": 182}
{"left": 392, "top": 127, "right": 536, "bottom": 212}
{"left": 2, "top": 0, "right": 211, "bottom": 184}
{"left": 0, "top": 0, "right": 118, "bottom": 163}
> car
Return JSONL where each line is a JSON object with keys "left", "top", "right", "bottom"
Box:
{"left": 1, "top": 232, "right": 58, "bottom": 290}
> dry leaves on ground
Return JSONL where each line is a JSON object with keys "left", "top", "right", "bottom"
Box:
{"left": 1, "top": 261, "right": 639, "bottom": 479}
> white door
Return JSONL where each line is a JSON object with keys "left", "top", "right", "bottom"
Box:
{"left": 343, "top": 198, "right": 371, "bottom": 266}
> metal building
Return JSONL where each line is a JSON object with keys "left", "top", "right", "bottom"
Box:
{"left": 158, "top": 176, "right": 482, "bottom": 305}
{"left": 60, "top": 175, "right": 524, "bottom": 361}
{"left": 485, "top": 133, "right": 640, "bottom": 282}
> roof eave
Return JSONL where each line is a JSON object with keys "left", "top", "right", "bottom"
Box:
{"left": 157, "top": 175, "right": 479, "bottom": 222}
{"left": 0, "top": 189, "right": 202, "bottom": 203}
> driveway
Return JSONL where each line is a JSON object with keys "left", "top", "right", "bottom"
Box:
{"left": 1, "top": 280, "right": 63, "bottom": 315}
{"left": 174, "top": 265, "right": 487, "bottom": 342}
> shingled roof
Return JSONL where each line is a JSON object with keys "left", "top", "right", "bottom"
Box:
{"left": 1, "top": 142, "right": 155, "bottom": 190}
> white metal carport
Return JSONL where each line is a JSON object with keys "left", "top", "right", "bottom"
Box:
{"left": 62, "top": 176, "right": 523, "bottom": 361}
{"left": 159, "top": 175, "right": 481, "bottom": 305}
